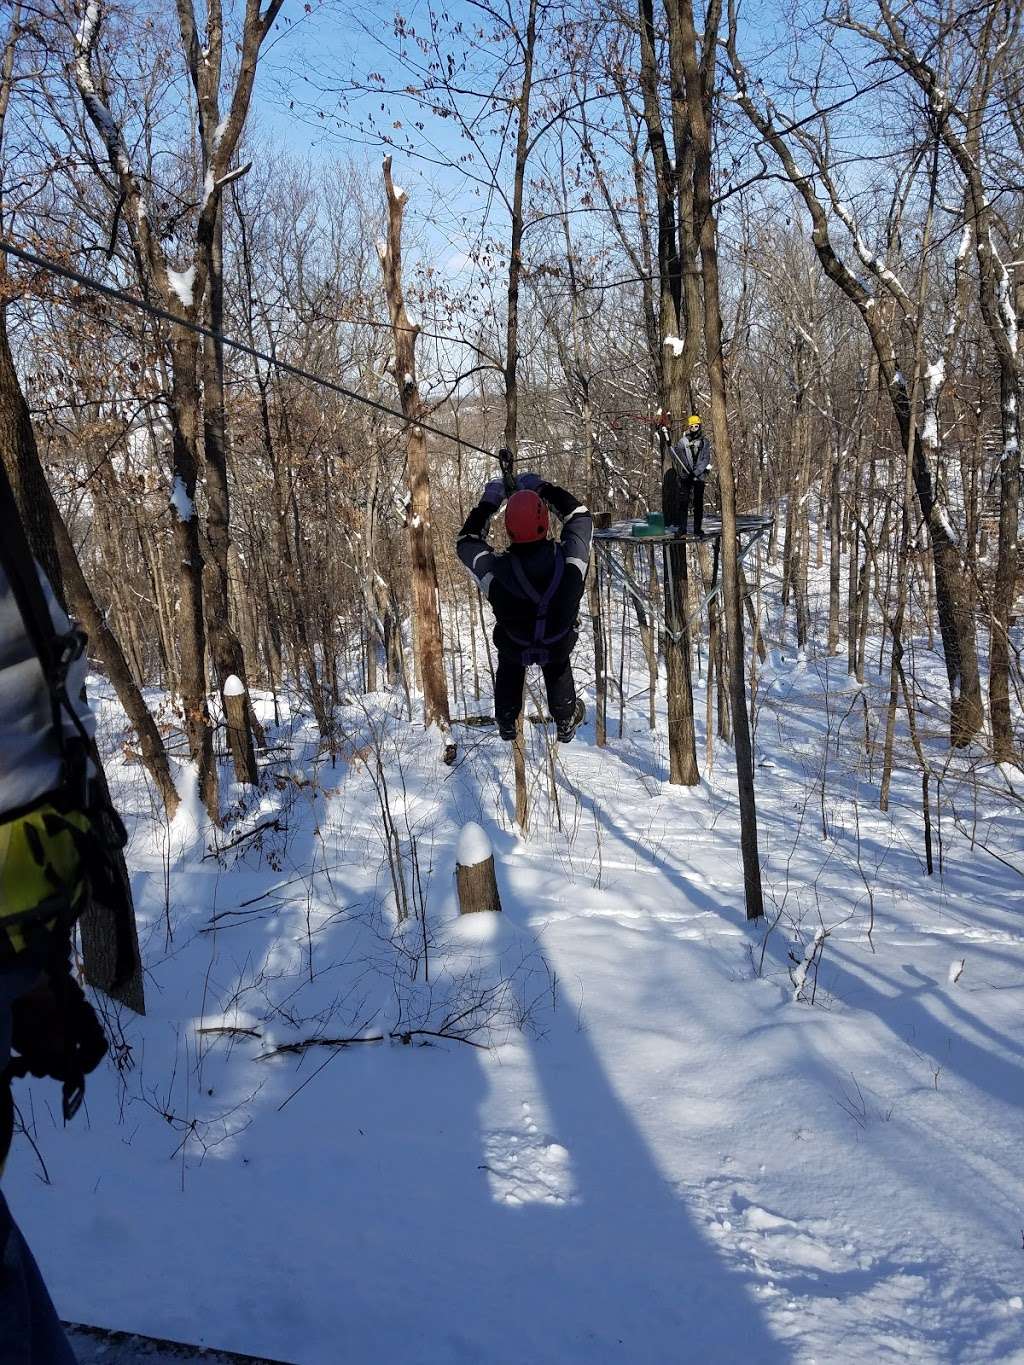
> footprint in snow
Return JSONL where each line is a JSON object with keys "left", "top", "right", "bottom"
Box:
{"left": 479, "top": 1106, "right": 575, "bottom": 1207}
{"left": 728, "top": 1199, "right": 864, "bottom": 1278}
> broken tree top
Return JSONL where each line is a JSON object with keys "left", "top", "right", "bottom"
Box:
{"left": 593, "top": 513, "right": 774, "bottom": 544}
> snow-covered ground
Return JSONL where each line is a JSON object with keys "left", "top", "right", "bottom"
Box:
{"left": 6, "top": 562, "right": 1024, "bottom": 1364}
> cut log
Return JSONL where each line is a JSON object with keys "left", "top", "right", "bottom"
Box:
{"left": 455, "top": 822, "right": 502, "bottom": 914}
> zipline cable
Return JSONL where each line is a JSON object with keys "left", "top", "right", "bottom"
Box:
{"left": 0, "top": 238, "right": 499, "bottom": 462}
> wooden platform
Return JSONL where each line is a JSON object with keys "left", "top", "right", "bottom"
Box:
{"left": 64, "top": 1323, "right": 294, "bottom": 1365}
{"left": 591, "top": 513, "right": 773, "bottom": 642}
{"left": 594, "top": 513, "right": 772, "bottom": 545}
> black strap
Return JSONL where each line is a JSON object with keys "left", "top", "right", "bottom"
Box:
{"left": 506, "top": 551, "right": 572, "bottom": 651}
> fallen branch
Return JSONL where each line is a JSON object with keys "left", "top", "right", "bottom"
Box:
{"left": 196, "top": 1026, "right": 263, "bottom": 1039}
{"left": 255, "top": 1027, "right": 488, "bottom": 1060}
{"left": 256, "top": 1035, "right": 385, "bottom": 1058}
{"left": 202, "top": 818, "right": 284, "bottom": 861}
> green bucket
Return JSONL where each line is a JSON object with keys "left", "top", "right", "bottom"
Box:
{"left": 646, "top": 512, "right": 665, "bottom": 533}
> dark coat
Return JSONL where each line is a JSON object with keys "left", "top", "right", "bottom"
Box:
{"left": 456, "top": 482, "right": 593, "bottom": 664}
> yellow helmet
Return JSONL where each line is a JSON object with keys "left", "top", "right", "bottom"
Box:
{"left": 687, "top": 414, "right": 702, "bottom": 430}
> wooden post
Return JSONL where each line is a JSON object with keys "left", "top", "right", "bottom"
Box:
{"left": 513, "top": 718, "right": 529, "bottom": 835}
{"left": 456, "top": 823, "right": 502, "bottom": 914}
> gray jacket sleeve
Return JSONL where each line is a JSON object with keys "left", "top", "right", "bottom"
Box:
{"left": 0, "top": 564, "right": 95, "bottom": 816}
{"left": 693, "top": 436, "right": 712, "bottom": 479}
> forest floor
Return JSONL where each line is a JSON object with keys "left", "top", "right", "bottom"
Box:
{"left": 6, "top": 591, "right": 1024, "bottom": 1363}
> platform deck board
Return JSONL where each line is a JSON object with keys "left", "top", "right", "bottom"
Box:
{"left": 64, "top": 1324, "right": 295, "bottom": 1365}
{"left": 593, "top": 514, "right": 772, "bottom": 545}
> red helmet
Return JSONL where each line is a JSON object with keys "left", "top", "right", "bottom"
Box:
{"left": 505, "top": 490, "right": 549, "bottom": 543}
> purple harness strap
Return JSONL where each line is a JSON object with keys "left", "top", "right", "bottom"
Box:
{"left": 505, "top": 551, "right": 572, "bottom": 666}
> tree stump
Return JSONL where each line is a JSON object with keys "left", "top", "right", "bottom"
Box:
{"left": 455, "top": 822, "right": 502, "bottom": 914}
{"left": 222, "top": 675, "right": 256, "bottom": 782}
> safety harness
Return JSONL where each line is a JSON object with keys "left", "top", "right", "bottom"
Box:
{"left": 504, "top": 552, "right": 574, "bottom": 667}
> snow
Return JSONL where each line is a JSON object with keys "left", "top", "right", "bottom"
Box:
{"left": 222, "top": 675, "right": 246, "bottom": 698}
{"left": 921, "top": 358, "right": 946, "bottom": 447}
{"left": 167, "top": 265, "right": 196, "bottom": 309}
{"left": 169, "top": 475, "right": 194, "bottom": 522}
{"left": 393, "top": 183, "right": 408, "bottom": 204}
{"left": 662, "top": 335, "right": 685, "bottom": 357}
{"left": 991, "top": 234, "right": 1019, "bottom": 355}
{"left": 935, "top": 506, "right": 960, "bottom": 545}
{"left": 456, "top": 820, "right": 492, "bottom": 867}
{"left": 833, "top": 199, "right": 911, "bottom": 312}
{"left": 7, "top": 552, "right": 1024, "bottom": 1364}
{"left": 74, "top": 2, "right": 101, "bottom": 55}
{"left": 924, "top": 357, "right": 945, "bottom": 389}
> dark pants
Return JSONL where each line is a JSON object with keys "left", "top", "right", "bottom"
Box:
{"left": 0, "top": 1192, "right": 76, "bottom": 1365}
{"left": 0, "top": 970, "right": 77, "bottom": 1365}
{"left": 662, "top": 465, "right": 706, "bottom": 536}
{"left": 679, "top": 476, "right": 705, "bottom": 536}
{"left": 495, "top": 653, "right": 577, "bottom": 729}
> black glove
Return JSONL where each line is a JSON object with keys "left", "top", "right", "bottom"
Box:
{"left": 516, "top": 471, "right": 544, "bottom": 493}
{"left": 9, "top": 971, "right": 107, "bottom": 1120}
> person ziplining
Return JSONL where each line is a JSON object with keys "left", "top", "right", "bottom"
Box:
{"left": 457, "top": 472, "right": 593, "bottom": 744}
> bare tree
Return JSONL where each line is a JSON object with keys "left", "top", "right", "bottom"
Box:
{"left": 678, "top": 0, "right": 764, "bottom": 919}
{"left": 836, "top": 0, "right": 1022, "bottom": 763}
{"left": 70, "top": 0, "right": 284, "bottom": 814}
{"left": 727, "top": 5, "right": 984, "bottom": 749}
{"left": 379, "top": 157, "right": 453, "bottom": 755}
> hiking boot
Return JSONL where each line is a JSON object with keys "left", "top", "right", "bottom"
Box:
{"left": 497, "top": 717, "right": 517, "bottom": 741}
{"left": 556, "top": 699, "right": 586, "bottom": 744}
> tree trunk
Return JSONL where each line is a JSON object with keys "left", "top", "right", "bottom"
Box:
{"left": 168, "top": 330, "right": 218, "bottom": 819}
{"left": 662, "top": 468, "right": 700, "bottom": 784}
{"left": 0, "top": 291, "right": 150, "bottom": 1010}
{"left": 202, "top": 202, "right": 258, "bottom": 784}
{"left": 380, "top": 159, "right": 453, "bottom": 756}
{"left": 990, "top": 365, "right": 1021, "bottom": 762}
{"left": 679, "top": 0, "right": 763, "bottom": 918}
{"left": 0, "top": 309, "right": 62, "bottom": 592}
{"left": 828, "top": 459, "right": 842, "bottom": 653}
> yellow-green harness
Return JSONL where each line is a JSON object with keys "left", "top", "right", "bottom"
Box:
{"left": 0, "top": 802, "right": 89, "bottom": 962}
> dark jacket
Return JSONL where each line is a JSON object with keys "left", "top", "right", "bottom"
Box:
{"left": 456, "top": 482, "right": 593, "bottom": 664}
